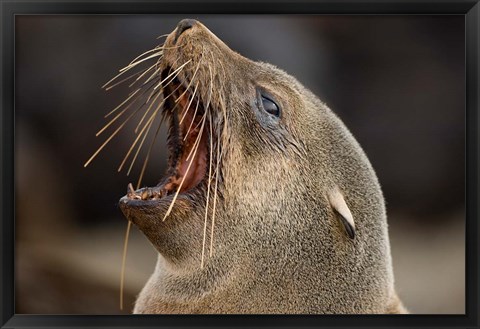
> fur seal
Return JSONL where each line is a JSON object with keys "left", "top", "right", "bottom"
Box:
{"left": 114, "top": 19, "right": 407, "bottom": 314}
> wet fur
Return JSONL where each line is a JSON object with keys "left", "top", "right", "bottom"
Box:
{"left": 119, "top": 20, "right": 407, "bottom": 314}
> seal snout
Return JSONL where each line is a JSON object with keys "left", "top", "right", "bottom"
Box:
{"left": 174, "top": 19, "right": 197, "bottom": 44}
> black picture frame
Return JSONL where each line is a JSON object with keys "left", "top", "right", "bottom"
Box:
{"left": 1, "top": 0, "right": 478, "bottom": 328}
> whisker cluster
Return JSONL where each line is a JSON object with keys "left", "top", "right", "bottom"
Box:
{"left": 85, "top": 37, "right": 229, "bottom": 310}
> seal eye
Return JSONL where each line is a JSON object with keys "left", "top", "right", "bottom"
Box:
{"left": 261, "top": 95, "right": 280, "bottom": 117}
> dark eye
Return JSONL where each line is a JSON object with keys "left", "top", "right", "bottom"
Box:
{"left": 261, "top": 95, "right": 280, "bottom": 117}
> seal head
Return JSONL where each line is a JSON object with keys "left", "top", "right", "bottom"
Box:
{"left": 118, "top": 19, "right": 406, "bottom": 314}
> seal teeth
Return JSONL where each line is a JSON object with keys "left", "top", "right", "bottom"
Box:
{"left": 127, "top": 183, "right": 136, "bottom": 198}
{"left": 141, "top": 189, "right": 150, "bottom": 200}
{"left": 126, "top": 183, "right": 142, "bottom": 200}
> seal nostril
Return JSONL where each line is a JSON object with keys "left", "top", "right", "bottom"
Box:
{"left": 174, "top": 19, "right": 197, "bottom": 44}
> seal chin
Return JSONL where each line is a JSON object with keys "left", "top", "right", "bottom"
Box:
{"left": 118, "top": 193, "right": 192, "bottom": 224}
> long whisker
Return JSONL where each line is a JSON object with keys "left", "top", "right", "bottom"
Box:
{"left": 153, "top": 60, "right": 192, "bottom": 90}
{"left": 157, "top": 44, "right": 183, "bottom": 50}
{"left": 126, "top": 118, "right": 155, "bottom": 177}
{"left": 136, "top": 117, "right": 164, "bottom": 189}
{"left": 108, "top": 47, "right": 163, "bottom": 313}
{"left": 104, "top": 89, "right": 140, "bottom": 118}
{"left": 128, "top": 46, "right": 163, "bottom": 66}
{"left": 110, "top": 38, "right": 184, "bottom": 313}
{"left": 163, "top": 112, "right": 206, "bottom": 221}
{"left": 145, "top": 79, "right": 164, "bottom": 104}
{"left": 84, "top": 107, "right": 140, "bottom": 168}
{"left": 134, "top": 90, "right": 163, "bottom": 133}
{"left": 183, "top": 62, "right": 212, "bottom": 140}
{"left": 136, "top": 65, "right": 166, "bottom": 91}
{"left": 133, "top": 79, "right": 180, "bottom": 144}
{"left": 96, "top": 92, "right": 151, "bottom": 137}
{"left": 128, "top": 102, "right": 166, "bottom": 177}
{"left": 209, "top": 116, "right": 222, "bottom": 257}
{"left": 132, "top": 69, "right": 164, "bottom": 96}
{"left": 185, "top": 111, "right": 207, "bottom": 162}
{"left": 104, "top": 70, "right": 144, "bottom": 91}
{"left": 96, "top": 102, "right": 134, "bottom": 137}
{"left": 179, "top": 82, "right": 199, "bottom": 125}
{"left": 99, "top": 78, "right": 162, "bottom": 137}
{"left": 115, "top": 64, "right": 161, "bottom": 314}
{"left": 102, "top": 66, "right": 145, "bottom": 90}
{"left": 118, "top": 100, "right": 163, "bottom": 172}
{"left": 204, "top": 61, "right": 214, "bottom": 113}
{"left": 139, "top": 75, "right": 183, "bottom": 132}
{"left": 218, "top": 56, "right": 228, "bottom": 84}
{"left": 175, "top": 58, "right": 202, "bottom": 104}
{"left": 143, "top": 66, "right": 163, "bottom": 87}
{"left": 147, "top": 80, "right": 182, "bottom": 111}
{"left": 156, "top": 33, "right": 169, "bottom": 39}
{"left": 182, "top": 93, "right": 201, "bottom": 142}
{"left": 120, "top": 51, "right": 163, "bottom": 73}
{"left": 165, "top": 81, "right": 184, "bottom": 101}
{"left": 119, "top": 219, "right": 132, "bottom": 310}
{"left": 103, "top": 46, "right": 161, "bottom": 90}
{"left": 201, "top": 113, "right": 214, "bottom": 268}
{"left": 128, "top": 64, "right": 157, "bottom": 88}
{"left": 147, "top": 57, "right": 182, "bottom": 95}
{"left": 209, "top": 64, "right": 227, "bottom": 257}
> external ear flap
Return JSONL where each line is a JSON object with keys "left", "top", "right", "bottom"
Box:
{"left": 328, "top": 187, "right": 355, "bottom": 239}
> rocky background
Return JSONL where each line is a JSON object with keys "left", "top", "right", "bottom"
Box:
{"left": 15, "top": 15, "right": 464, "bottom": 314}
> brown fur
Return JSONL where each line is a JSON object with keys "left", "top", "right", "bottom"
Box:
{"left": 119, "top": 19, "right": 407, "bottom": 314}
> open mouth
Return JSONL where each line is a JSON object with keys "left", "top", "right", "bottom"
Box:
{"left": 126, "top": 67, "right": 209, "bottom": 202}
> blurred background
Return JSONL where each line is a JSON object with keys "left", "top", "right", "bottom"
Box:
{"left": 15, "top": 15, "right": 465, "bottom": 314}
